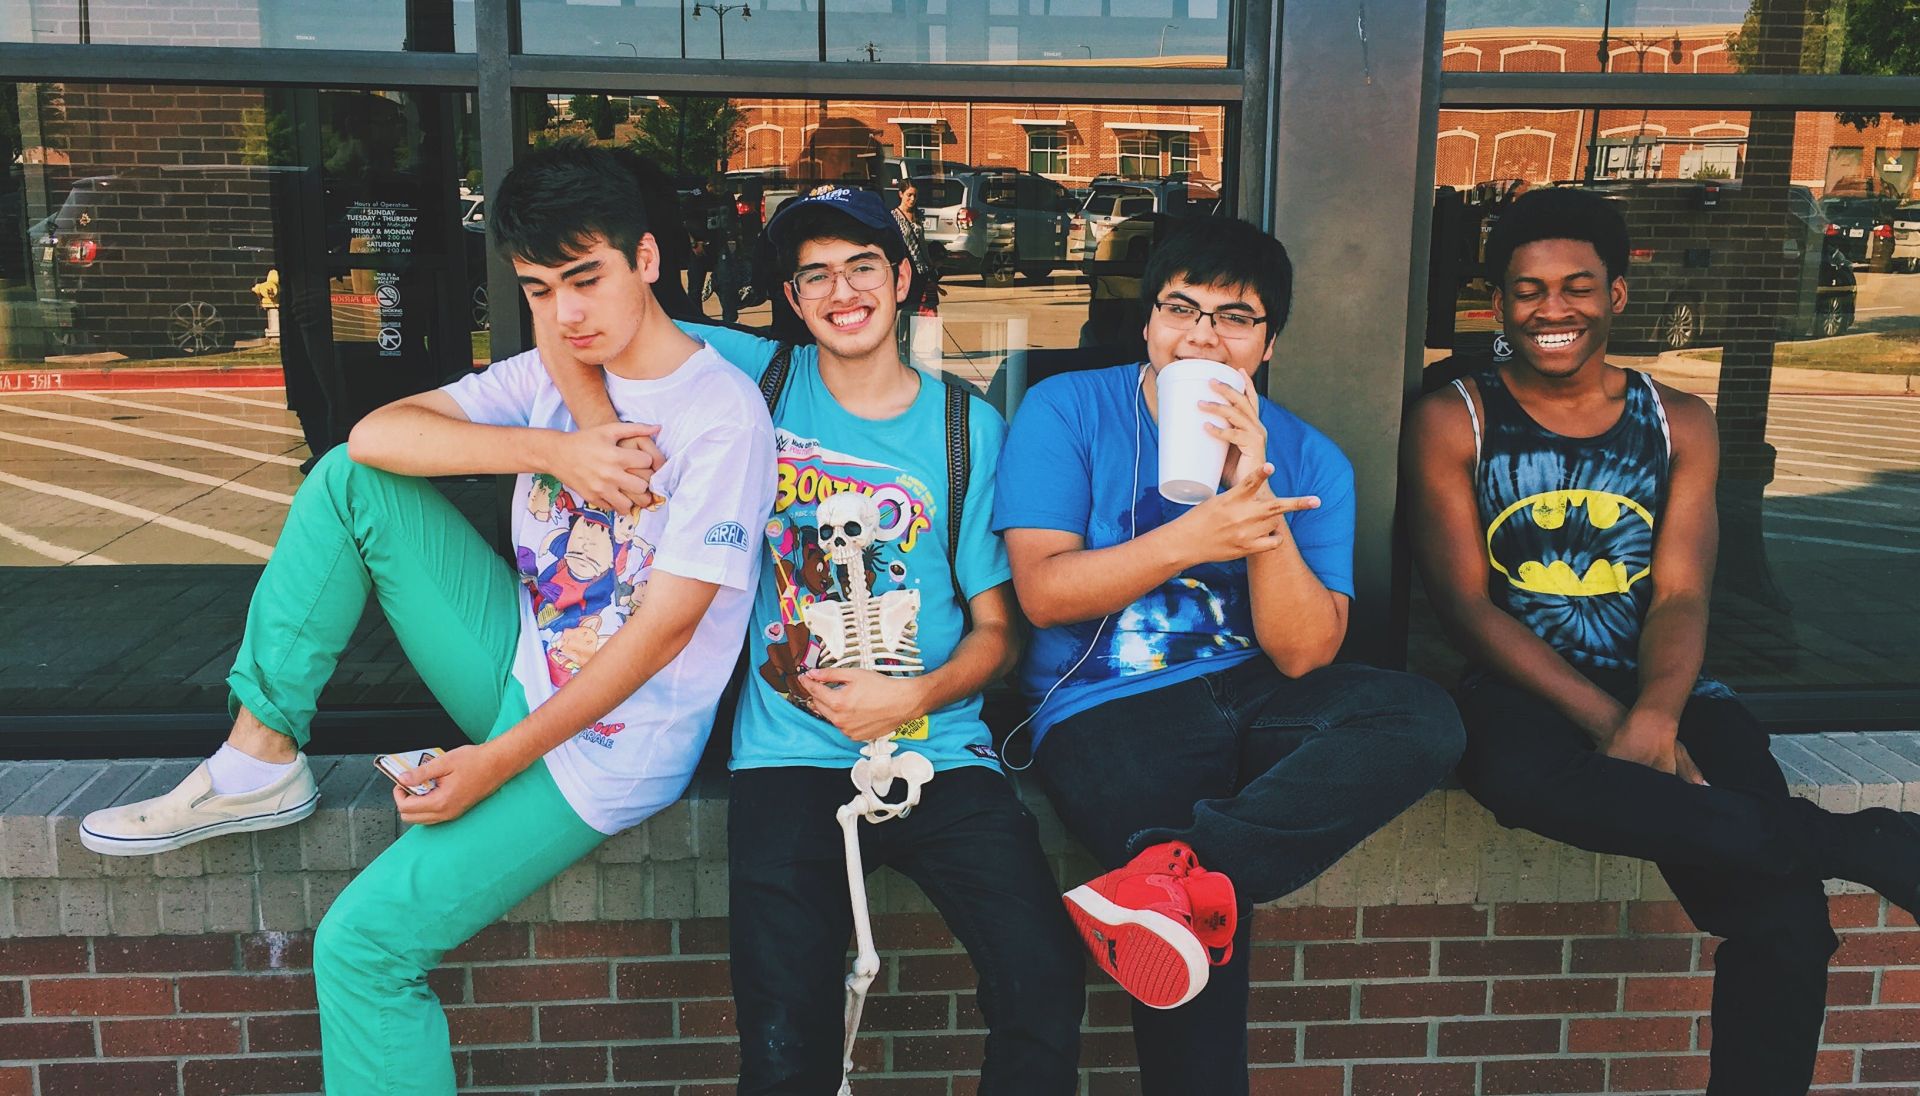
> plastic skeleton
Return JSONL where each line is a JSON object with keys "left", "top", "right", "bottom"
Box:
{"left": 807, "top": 492, "right": 923, "bottom": 674}
{"left": 799, "top": 493, "right": 934, "bottom": 1092}
{"left": 835, "top": 738, "right": 933, "bottom": 1095}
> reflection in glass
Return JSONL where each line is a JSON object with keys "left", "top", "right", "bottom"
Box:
{"left": 3, "top": 0, "right": 465, "bottom": 51}
{"left": 1, "top": 83, "right": 479, "bottom": 562}
{"left": 1443, "top": 0, "right": 1920, "bottom": 77}
{"left": 519, "top": 91, "right": 1227, "bottom": 419}
{"left": 516, "top": 0, "right": 1229, "bottom": 67}
{"left": 1419, "top": 107, "right": 1920, "bottom": 694}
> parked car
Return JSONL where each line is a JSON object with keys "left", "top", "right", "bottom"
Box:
{"left": 913, "top": 169, "right": 1074, "bottom": 285}
{"left": 1820, "top": 188, "right": 1897, "bottom": 268}
{"left": 1069, "top": 174, "right": 1221, "bottom": 262}
{"left": 1893, "top": 202, "right": 1920, "bottom": 273}
{"left": 31, "top": 167, "right": 292, "bottom": 356}
{"left": 1554, "top": 179, "right": 1855, "bottom": 351}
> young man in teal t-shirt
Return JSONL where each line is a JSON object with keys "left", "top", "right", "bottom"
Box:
{"left": 545, "top": 186, "right": 1084, "bottom": 1094}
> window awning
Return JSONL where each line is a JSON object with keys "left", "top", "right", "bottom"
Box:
{"left": 1012, "top": 118, "right": 1068, "bottom": 126}
{"left": 1103, "top": 122, "right": 1201, "bottom": 132}
{"left": 886, "top": 117, "right": 942, "bottom": 126}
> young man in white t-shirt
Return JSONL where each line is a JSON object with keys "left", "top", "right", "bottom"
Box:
{"left": 78, "top": 142, "right": 775, "bottom": 1095}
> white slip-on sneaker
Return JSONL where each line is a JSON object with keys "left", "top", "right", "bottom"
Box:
{"left": 80, "top": 756, "right": 319, "bottom": 856}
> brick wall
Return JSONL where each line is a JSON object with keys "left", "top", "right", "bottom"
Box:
{"left": 5, "top": 897, "right": 1920, "bottom": 1094}
{"left": 7, "top": 736, "right": 1920, "bottom": 1095}
{"left": 28, "top": 83, "right": 277, "bottom": 358}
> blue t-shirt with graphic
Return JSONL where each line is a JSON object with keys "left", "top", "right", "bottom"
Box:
{"left": 992, "top": 363, "right": 1356, "bottom": 745}
{"left": 685, "top": 322, "right": 1012, "bottom": 772}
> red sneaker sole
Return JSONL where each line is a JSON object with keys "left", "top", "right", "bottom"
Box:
{"left": 1063, "top": 884, "right": 1209, "bottom": 1009}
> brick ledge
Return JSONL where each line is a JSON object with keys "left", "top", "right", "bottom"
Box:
{"left": 3, "top": 733, "right": 1919, "bottom": 938}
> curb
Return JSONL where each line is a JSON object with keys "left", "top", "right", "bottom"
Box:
{"left": 0, "top": 366, "right": 285, "bottom": 393}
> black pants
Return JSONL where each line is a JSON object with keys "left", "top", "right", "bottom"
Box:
{"left": 1037, "top": 659, "right": 1465, "bottom": 1096}
{"left": 1457, "top": 671, "right": 1839, "bottom": 1096}
{"left": 728, "top": 765, "right": 1084, "bottom": 1095}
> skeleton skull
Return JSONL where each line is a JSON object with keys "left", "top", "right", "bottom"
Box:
{"left": 816, "top": 492, "right": 882, "bottom": 566}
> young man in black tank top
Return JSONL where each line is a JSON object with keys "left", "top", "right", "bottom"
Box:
{"left": 1403, "top": 187, "right": 1920, "bottom": 1095}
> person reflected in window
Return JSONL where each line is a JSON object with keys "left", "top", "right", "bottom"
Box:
{"left": 78, "top": 142, "right": 776, "bottom": 1096}
{"left": 1402, "top": 187, "right": 1920, "bottom": 1096}
{"left": 890, "top": 180, "right": 939, "bottom": 363}
{"left": 543, "top": 183, "right": 1085, "bottom": 1095}
{"left": 993, "top": 215, "right": 1465, "bottom": 1096}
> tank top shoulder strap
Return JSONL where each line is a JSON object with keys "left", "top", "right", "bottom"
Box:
{"left": 1629, "top": 368, "right": 1672, "bottom": 461}
{"left": 1448, "top": 376, "right": 1483, "bottom": 473}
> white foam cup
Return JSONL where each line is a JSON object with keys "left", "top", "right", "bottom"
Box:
{"left": 1156, "top": 358, "right": 1248, "bottom": 505}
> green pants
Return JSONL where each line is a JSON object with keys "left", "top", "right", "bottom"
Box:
{"left": 230, "top": 448, "right": 604, "bottom": 1095}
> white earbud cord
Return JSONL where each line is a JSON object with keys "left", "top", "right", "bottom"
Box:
{"left": 1000, "top": 364, "right": 1147, "bottom": 772}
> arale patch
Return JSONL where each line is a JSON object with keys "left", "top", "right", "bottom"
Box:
{"left": 705, "top": 521, "right": 750, "bottom": 551}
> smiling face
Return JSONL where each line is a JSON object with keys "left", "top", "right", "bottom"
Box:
{"left": 784, "top": 236, "right": 911, "bottom": 362}
{"left": 1493, "top": 237, "right": 1628, "bottom": 380}
{"left": 514, "top": 234, "right": 659, "bottom": 369}
{"left": 1143, "top": 275, "right": 1275, "bottom": 379}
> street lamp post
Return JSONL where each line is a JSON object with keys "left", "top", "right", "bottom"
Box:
{"left": 1157, "top": 23, "right": 1176, "bottom": 57}
{"left": 692, "top": 2, "right": 751, "bottom": 60}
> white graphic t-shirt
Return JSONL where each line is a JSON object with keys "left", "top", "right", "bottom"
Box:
{"left": 443, "top": 344, "right": 776, "bottom": 833}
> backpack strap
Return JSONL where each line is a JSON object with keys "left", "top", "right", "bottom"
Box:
{"left": 758, "top": 342, "right": 795, "bottom": 416}
{"left": 943, "top": 379, "right": 972, "bottom": 629}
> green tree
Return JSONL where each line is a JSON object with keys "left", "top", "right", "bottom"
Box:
{"left": 627, "top": 96, "right": 744, "bottom": 177}
{"left": 568, "top": 93, "right": 619, "bottom": 141}
{"left": 1727, "top": 0, "right": 1920, "bottom": 125}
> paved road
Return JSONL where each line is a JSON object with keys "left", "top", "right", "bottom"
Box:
{"left": 0, "top": 386, "right": 308, "bottom": 567}
{"left": 1, "top": 381, "right": 1915, "bottom": 568}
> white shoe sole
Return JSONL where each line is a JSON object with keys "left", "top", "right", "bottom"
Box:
{"left": 79, "top": 793, "right": 320, "bottom": 856}
{"left": 1064, "top": 883, "right": 1210, "bottom": 1009}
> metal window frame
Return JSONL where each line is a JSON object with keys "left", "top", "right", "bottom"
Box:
{"left": 0, "top": 0, "right": 1266, "bottom": 756}
{"left": 1420, "top": 59, "right": 1920, "bottom": 728}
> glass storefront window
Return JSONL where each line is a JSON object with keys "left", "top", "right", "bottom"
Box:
{"left": 0, "top": 81, "right": 483, "bottom": 709}
{"left": 519, "top": 91, "right": 1228, "bottom": 421}
{"left": 2, "top": 0, "right": 467, "bottom": 51}
{"left": 1443, "top": 1, "right": 1920, "bottom": 78}
{"left": 516, "top": 0, "right": 1231, "bottom": 68}
{"left": 1418, "top": 106, "right": 1920, "bottom": 695}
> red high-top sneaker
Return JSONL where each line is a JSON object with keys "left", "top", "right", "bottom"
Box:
{"left": 1062, "top": 840, "right": 1235, "bottom": 1009}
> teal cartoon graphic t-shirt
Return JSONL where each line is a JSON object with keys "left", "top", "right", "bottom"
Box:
{"left": 684, "top": 322, "right": 1012, "bottom": 772}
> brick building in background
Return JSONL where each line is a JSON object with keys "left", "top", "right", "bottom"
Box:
{"left": 726, "top": 98, "right": 1225, "bottom": 190}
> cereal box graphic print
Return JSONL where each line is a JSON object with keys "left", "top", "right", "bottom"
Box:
{"left": 760, "top": 429, "right": 929, "bottom": 707}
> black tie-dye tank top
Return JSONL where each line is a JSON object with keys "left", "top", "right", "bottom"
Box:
{"left": 1454, "top": 367, "right": 1670, "bottom": 675}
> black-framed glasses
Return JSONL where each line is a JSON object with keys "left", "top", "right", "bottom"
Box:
{"left": 791, "top": 260, "right": 891, "bottom": 300}
{"left": 1152, "top": 299, "right": 1268, "bottom": 338}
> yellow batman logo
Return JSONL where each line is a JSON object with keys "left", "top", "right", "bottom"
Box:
{"left": 1485, "top": 489, "right": 1654, "bottom": 597}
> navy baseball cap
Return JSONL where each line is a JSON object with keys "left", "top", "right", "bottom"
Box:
{"left": 764, "top": 184, "right": 899, "bottom": 248}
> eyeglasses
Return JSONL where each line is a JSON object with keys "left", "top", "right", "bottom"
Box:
{"left": 791, "top": 260, "right": 891, "bottom": 300}
{"left": 1152, "top": 299, "right": 1268, "bottom": 338}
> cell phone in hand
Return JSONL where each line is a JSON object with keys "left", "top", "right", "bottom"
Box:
{"left": 374, "top": 747, "right": 446, "bottom": 796}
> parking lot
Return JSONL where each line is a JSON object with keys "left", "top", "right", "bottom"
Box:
{"left": 2, "top": 319, "right": 1915, "bottom": 695}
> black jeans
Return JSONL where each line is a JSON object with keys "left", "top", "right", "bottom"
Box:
{"left": 1036, "top": 659, "right": 1466, "bottom": 1096}
{"left": 729, "top": 765, "right": 1084, "bottom": 1095}
{"left": 1457, "top": 671, "right": 1839, "bottom": 1096}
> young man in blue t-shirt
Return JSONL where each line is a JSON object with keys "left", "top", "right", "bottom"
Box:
{"left": 993, "top": 216, "right": 1465, "bottom": 1094}
{"left": 544, "top": 186, "right": 1083, "bottom": 1094}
